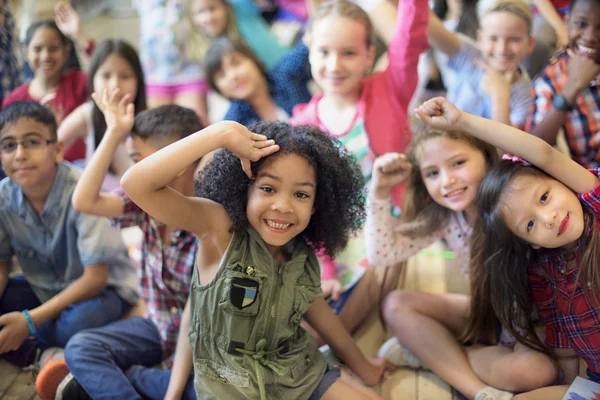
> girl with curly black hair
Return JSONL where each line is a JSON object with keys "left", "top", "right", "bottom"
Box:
{"left": 121, "top": 120, "right": 391, "bottom": 400}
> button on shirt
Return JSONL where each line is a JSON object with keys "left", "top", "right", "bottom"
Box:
{"left": 113, "top": 188, "right": 196, "bottom": 366}
{"left": 0, "top": 162, "right": 139, "bottom": 305}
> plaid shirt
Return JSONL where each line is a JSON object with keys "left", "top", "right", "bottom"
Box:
{"left": 113, "top": 189, "right": 196, "bottom": 367}
{"left": 526, "top": 51, "right": 600, "bottom": 169}
{"left": 528, "top": 169, "right": 600, "bottom": 374}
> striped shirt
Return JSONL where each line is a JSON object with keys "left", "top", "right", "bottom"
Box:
{"left": 526, "top": 51, "right": 600, "bottom": 169}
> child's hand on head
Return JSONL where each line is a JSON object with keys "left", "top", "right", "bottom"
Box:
{"left": 321, "top": 278, "right": 342, "bottom": 301}
{"left": 221, "top": 122, "right": 280, "bottom": 179}
{"left": 91, "top": 88, "right": 134, "bottom": 138}
{"left": 475, "top": 60, "right": 513, "bottom": 97}
{"left": 371, "top": 153, "right": 411, "bottom": 200}
{"left": 54, "top": 1, "right": 81, "bottom": 39}
{"left": 415, "top": 97, "right": 462, "bottom": 130}
{"left": 565, "top": 49, "right": 600, "bottom": 97}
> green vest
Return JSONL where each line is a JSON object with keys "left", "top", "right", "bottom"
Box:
{"left": 189, "top": 227, "right": 328, "bottom": 400}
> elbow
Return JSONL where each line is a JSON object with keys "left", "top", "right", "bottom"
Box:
{"left": 71, "top": 193, "right": 91, "bottom": 214}
{"left": 120, "top": 169, "right": 136, "bottom": 197}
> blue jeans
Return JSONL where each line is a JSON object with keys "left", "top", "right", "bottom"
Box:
{"left": 0, "top": 276, "right": 127, "bottom": 367}
{"left": 126, "top": 365, "right": 196, "bottom": 400}
{"left": 66, "top": 316, "right": 174, "bottom": 400}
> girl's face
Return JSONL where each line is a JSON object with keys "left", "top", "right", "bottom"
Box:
{"left": 93, "top": 54, "right": 138, "bottom": 103}
{"left": 477, "top": 12, "right": 534, "bottom": 73}
{"left": 246, "top": 153, "right": 316, "bottom": 258}
{"left": 567, "top": 0, "right": 600, "bottom": 62}
{"left": 309, "top": 15, "right": 375, "bottom": 97}
{"left": 213, "top": 51, "right": 265, "bottom": 101}
{"left": 191, "top": 0, "right": 229, "bottom": 37}
{"left": 26, "top": 27, "right": 69, "bottom": 81}
{"left": 417, "top": 137, "right": 487, "bottom": 222}
{"left": 500, "top": 175, "right": 585, "bottom": 249}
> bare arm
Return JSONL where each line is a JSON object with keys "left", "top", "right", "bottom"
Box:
{"left": 0, "top": 260, "right": 9, "bottom": 298}
{"left": 417, "top": 98, "right": 600, "bottom": 193}
{"left": 554, "top": 348, "right": 579, "bottom": 384}
{"left": 120, "top": 121, "right": 279, "bottom": 240}
{"left": 531, "top": 0, "right": 568, "bottom": 49}
{"left": 58, "top": 103, "right": 89, "bottom": 150}
{"left": 72, "top": 90, "right": 132, "bottom": 218}
{"left": 165, "top": 298, "right": 193, "bottom": 400}
{"left": 367, "top": 0, "right": 397, "bottom": 45}
{"left": 29, "top": 264, "right": 109, "bottom": 328}
{"left": 428, "top": 10, "right": 461, "bottom": 57}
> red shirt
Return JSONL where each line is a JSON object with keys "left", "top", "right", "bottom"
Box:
{"left": 2, "top": 69, "right": 89, "bottom": 161}
{"left": 528, "top": 169, "right": 600, "bottom": 374}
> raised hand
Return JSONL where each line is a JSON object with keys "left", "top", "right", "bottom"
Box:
{"left": 55, "top": 1, "right": 81, "bottom": 39}
{"left": 415, "top": 97, "right": 463, "bottom": 130}
{"left": 91, "top": 88, "right": 135, "bottom": 139}
{"left": 221, "top": 123, "right": 280, "bottom": 178}
{"left": 371, "top": 153, "right": 411, "bottom": 199}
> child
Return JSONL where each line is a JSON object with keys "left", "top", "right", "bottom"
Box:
{"left": 2, "top": 20, "right": 88, "bottom": 161}
{"left": 427, "top": 0, "right": 534, "bottom": 128}
{"left": 418, "top": 96, "right": 600, "bottom": 399}
{"left": 204, "top": 38, "right": 311, "bottom": 125}
{"left": 120, "top": 119, "right": 392, "bottom": 399}
{"left": 368, "top": 132, "right": 557, "bottom": 400}
{"left": 40, "top": 91, "right": 203, "bottom": 400}
{"left": 0, "top": 101, "right": 139, "bottom": 386}
{"left": 526, "top": 0, "right": 600, "bottom": 170}
{"left": 291, "top": 0, "right": 428, "bottom": 341}
{"left": 58, "top": 39, "right": 146, "bottom": 183}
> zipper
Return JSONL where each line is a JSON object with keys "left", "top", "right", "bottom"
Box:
{"left": 265, "top": 262, "right": 285, "bottom": 350}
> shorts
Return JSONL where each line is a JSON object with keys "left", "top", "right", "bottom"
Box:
{"left": 146, "top": 80, "right": 210, "bottom": 98}
{"left": 309, "top": 366, "right": 341, "bottom": 400}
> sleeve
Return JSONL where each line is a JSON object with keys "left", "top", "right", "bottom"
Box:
{"left": 578, "top": 168, "right": 600, "bottom": 218}
{"left": 0, "top": 216, "right": 13, "bottom": 261}
{"left": 110, "top": 188, "right": 144, "bottom": 229}
{"left": 529, "top": 272, "right": 571, "bottom": 348}
{"left": 74, "top": 210, "right": 130, "bottom": 267}
{"left": 233, "top": 0, "right": 290, "bottom": 71}
{"left": 365, "top": 195, "right": 439, "bottom": 267}
{"left": 509, "top": 80, "right": 534, "bottom": 127}
{"left": 385, "top": 0, "right": 429, "bottom": 108}
{"left": 272, "top": 41, "right": 310, "bottom": 84}
{"left": 525, "top": 66, "right": 557, "bottom": 132}
{"left": 447, "top": 35, "right": 480, "bottom": 76}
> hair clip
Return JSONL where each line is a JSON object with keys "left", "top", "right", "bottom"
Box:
{"left": 501, "top": 153, "right": 531, "bottom": 166}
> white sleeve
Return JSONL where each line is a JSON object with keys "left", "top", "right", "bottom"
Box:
{"left": 365, "top": 196, "right": 440, "bottom": 267}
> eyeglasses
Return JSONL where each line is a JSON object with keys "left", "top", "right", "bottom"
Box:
{"left": 0, "top": 138, "right": 57, "bottom": 154}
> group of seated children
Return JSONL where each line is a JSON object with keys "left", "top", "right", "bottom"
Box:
{"left": 1, "top": 0, "right": 600, "bottom": 399}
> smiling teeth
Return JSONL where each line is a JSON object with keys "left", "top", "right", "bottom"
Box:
{"left": 445, "top": 188, "right": 466, "bottom": 197}
{"left": 266, "top": 220, "right": 291, "bottom": 229}
{"left": 579, "top": 46, "right": 596, "bottom": 54}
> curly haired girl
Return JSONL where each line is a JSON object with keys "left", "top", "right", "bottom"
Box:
{"left": 121, "top": 120, "right": 392, "bottom": 399}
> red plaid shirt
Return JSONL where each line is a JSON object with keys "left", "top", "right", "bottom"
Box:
{"left": 528, "top": 169, "right": 600, "bottom": 374}
{"left": 113, "top": 189, "right": 196, "bottom": 367}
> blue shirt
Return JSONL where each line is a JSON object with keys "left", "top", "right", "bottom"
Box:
{"left": 0, "top": 162, "right": 139, "bottom": 304}
{"left": 446, "top": 34, "right": 532, "bottom": 127}
{"left": 223, "top": 41, "right": 311, "bottom": 127}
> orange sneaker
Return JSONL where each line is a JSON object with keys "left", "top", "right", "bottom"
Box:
{"left": 35, "top": 358, "right": 70, "bottom": 400}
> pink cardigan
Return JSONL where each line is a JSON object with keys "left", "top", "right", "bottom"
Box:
{"left": 292, "top": 0, "right": 429, "bottom": 281}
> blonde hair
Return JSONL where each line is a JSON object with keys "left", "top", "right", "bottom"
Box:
{"left": 306, "top": 0, "right": 375, "bottom": 47}
{"left": 400, "top": 129, "right": 498, "bottom": 237}
{"left": 481, "top": 0, "right": 533, "bottom": 33}
{"left": 180, "top": 0, "right": 241, "bottom": 63}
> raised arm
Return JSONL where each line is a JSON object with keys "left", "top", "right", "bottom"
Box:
{"left": 54, "top": 1, "right": 95, "bottom": 63}
{"left": 120, "top": 121, "right": 279, "bottom": 239}
{"left": 427, "top": 10, "right": 461, "bottom": 58}
{"left": 72, "top": 89, "right": 131, "bottom": 218}
{"left": 417, "top": 97, "right": 600, "bottom": 194}
{"left": 530, "top": 0, "right": 568, "bottom": 50}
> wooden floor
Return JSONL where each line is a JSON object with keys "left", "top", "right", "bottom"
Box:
{"left": 0, "top": 362, "right": 38, "bottom": 400}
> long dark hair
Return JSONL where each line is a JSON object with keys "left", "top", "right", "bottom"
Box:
{"left": 88, "top": 40, "right": 146, "bottom": 152}
{"left": 432, "top": 0, "right": 479, "bottom": 39}
{"left": 463, "top": 161, "right": 600, "bottom": 357}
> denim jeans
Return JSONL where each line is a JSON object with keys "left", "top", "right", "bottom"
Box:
{"left": 126, "top": 365, "right": 196, "bottom": 400}
{"left": 0, "top": 276, "right": 127, "bottom": 367}
{"left": 65, "top": 316, "right": 167, "bottom": 400}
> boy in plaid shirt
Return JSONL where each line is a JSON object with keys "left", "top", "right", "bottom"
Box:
{"left": 40, "top": 88, "right": 203, "bottom": 400}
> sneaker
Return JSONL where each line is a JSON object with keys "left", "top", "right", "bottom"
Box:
{"left": 377, "top": 337, "right": 427, "bottom": 369}
{"left": 55, "top": 373, "right": 92, "bottom": 400}
{"left": 474, "top": 386, "right": 514, "bottom": 400}
{"left": 35, "top": 358, "right": 69, "bottom": 400}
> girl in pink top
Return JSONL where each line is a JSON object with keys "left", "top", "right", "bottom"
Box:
{"left": 368, "top": 130, "right": 557, "bottom": 400}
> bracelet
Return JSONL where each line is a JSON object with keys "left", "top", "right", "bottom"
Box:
{"left": 21, "top": 310, "right": 37, "bottom": 336}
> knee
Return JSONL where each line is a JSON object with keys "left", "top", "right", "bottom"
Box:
{"left": 507, "top": 352, "right": 558, "bottom": 391}
{"left": 64, "top": 330, "right": 105, "bottom": 369}
{"left": 381, "top": 290, "right": 421, "bottom": 325}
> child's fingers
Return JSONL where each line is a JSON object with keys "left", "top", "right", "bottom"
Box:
{"left": 91, "top": 92, "right": 103, "bottom": 110}
{"left": 125, "top": 103, "right": 135, "bottom": 119}
{"left": 118, "top": 93, "right": 132, "bottom": 112}
{"left": 250, "top": 132, "right": 269, "bottom": 141}
{"left": 260, "top": 144, "right": 280, "bottom": 157}
{"left": 109, "top": 87, "right": 121, "bottom": 104}
{"left": 253, "top": 139, "right": 276, "bottom": 149}
{"left": 241, "top": 159, "right": 252, "bottom": 179}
